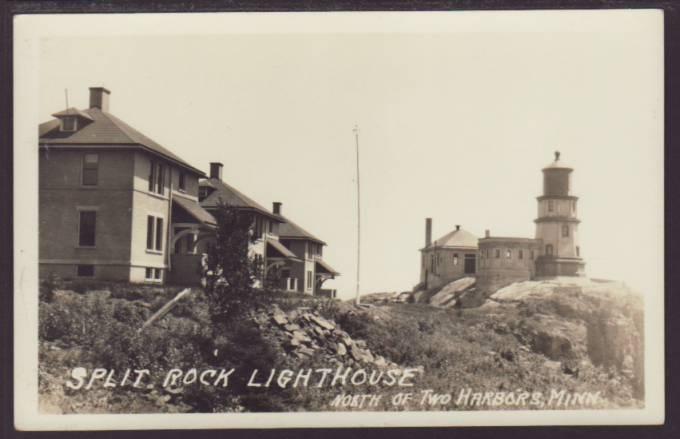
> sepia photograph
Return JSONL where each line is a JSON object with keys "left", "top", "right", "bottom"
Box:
{"left": 12, "top": 8, "right": 664, "bottom": 429}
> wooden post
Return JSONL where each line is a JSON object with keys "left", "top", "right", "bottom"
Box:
{"left": 138, "top": 288, "right": 191, "bottom": 333}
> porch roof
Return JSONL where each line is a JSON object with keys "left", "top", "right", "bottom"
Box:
{"left": 266, "top": 238, "right": 301, "bottom": 261}
{"left": 173, "top": 196, "right": 216, "bottom": 226}
{"left": 315, "top": 259, "right": 340, "bottom": 276}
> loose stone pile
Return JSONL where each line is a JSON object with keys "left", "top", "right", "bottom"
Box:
{"left": 251, "top": 304, "right": 400, "bottom": 370}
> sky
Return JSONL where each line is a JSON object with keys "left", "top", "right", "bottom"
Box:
{"left": 27, "top": 11, "right": 663, "bottom": 300}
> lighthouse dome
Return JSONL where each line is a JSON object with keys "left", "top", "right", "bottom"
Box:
{"left": 543, "top": 150, "right": 573, "bottom": 171}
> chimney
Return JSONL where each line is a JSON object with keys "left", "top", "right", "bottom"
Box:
{"left": 425, "top": 218, "right": 432, "bottom": 248}
{"left": 89, "top": 87, "right": 111, "bottom": 112}
{"left": 485, "top": 229, "right": 490, "bottom": 238}
{"left": 456, "top": 225, "right": 461, "bottom": 231}
{"left": 209, "top": 162, "right": 223, "bottom": 180}
{"left": 273, "top": 202, "right": 282, "bottom": 215}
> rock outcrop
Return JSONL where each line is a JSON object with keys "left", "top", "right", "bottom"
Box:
{"left": 487, "top": 277, "right": 645, "bottom": 399}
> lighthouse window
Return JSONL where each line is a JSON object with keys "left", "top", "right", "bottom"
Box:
{"left": 576, "top": 246, "right": 580, "bottom": 257}
{"left": 562, "top": 225, "right": 570, "bottom": 237}
{"left": 546, "top": 244, "right": 554, "bottom": 256}
{"left": 548, "top": 200, "right": 554, "bottom": 212}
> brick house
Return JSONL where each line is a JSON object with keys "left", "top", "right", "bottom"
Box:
{"left": 38, "top": 87, "right": 216, "bottom": 284}
{"left": 199, "top": 165, "right": 339, "bottom": 296}
{"left": 273, "top": 202, "right": 339, "bottom": 297}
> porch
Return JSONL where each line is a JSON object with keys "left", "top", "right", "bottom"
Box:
{"left": 167, "top": 196, "right": 216, "bottom": 285}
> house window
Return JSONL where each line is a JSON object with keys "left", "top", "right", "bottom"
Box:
{"left": 145, "top": 267, "right": 162, "bottom": 281}
{"left": 453, "top": 254, "right": 459, "bottom": 265}
{"left": 253, "top": 216, "right": 263, "bottom": 239}
{"left": 77, "top": 264, "right": 94, "bottom": 277}
{"left": 147, "top": 216, "right": 154, "bottom": 249}
{"left": 531, "top": 250, "right": 535, "bottom": 260}
{"left": 306, "top": 270, "right": 313, "bottom": 290}
{"left": 146, "top": 215, "right": 164, "bottom": 251}
{"left": 144, "top": 267, "right": 163, "bottom": 282}
{"left": 178, "top": 172, "right": 186, "bottom": 191}
{"left": 546, "top": 244, "right": 554, "bottom": 256}
{"left": 148, "top": 161, "right": 164, "bottom": 195}
{"left": 82, "top": 153, "right": 99, "bottom": 186}
{"left": 562, "top": 224, "right": 570, "bottom": 237}
{"left": 519, "top": 250, "right": 524, "bottom": 259}
{"left": 78, "top": 211, "right": 96, "bottom": 247}
{"left": 62, "top": 117, "right": 77, "bottom": 132}
{"left": 548, "top": 200, "right": 554, "bottom": 212}
{"left": 155, "top": 217, "right": 163, "bottom": 251}
{"left": 495, "top": 249, "right": 500, "bottom": 258}
{"left": 506, "top": 249, "right": 511, "bottom": 259}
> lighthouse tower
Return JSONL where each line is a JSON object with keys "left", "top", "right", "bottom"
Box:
{"left": 534, "top": 151, "right": 586, "bottom": 277}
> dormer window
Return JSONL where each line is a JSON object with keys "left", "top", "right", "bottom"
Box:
{"left": 61, "top": 116, "right": 77, "bottom": 132}
{"left": 198, "top": 186, "right": 209, "bottom": 201}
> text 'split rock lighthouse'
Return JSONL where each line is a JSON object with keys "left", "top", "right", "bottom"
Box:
{"left": 534, "top": 151, "right": 586, "bottom": 277}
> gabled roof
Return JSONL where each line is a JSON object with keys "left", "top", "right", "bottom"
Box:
{"left": 277, "top": 215, "right": 326, "bottom": 245}
{"left": 39, "top": 107, "right": 204, "bottom": 176}
{"left": 199, "top": 178, "right": 281, "bottom": 221}
{"left": 423, "top": 228, "right": 478, "bottom": 251}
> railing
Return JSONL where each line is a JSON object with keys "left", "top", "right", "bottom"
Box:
{"left": 316, "top": 288, "right": 337, "bottom": 299}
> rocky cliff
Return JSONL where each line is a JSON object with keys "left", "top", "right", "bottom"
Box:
{"left": 362, "top": 276, "right": 645, "bottom": 400}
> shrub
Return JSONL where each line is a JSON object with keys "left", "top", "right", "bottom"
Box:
{"left": 39, "top": 273, "right": 61, "bottom": 303}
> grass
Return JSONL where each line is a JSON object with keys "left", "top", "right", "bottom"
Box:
{"left": 38, "top": 281, "right": 642, "bottom": 413}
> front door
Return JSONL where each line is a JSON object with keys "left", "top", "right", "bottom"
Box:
{"left": 464, "top": 254, "right": 476, "bottom": 274}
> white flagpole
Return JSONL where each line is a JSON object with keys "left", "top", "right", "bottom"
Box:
{"left": 353, "top": 125, "right": 361, "bottom": 306}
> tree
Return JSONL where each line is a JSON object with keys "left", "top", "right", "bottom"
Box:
{"left": 203, "top": 202, "right": 263, "bottom": 324}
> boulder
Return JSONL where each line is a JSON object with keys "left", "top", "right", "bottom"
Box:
{"left": 310, "top": 315, "right": 336, "bottom": 331}
{"left": 272, "top": 313, "right": 288, "bottom": 326}
{"left": 291, "top": 330, "right": 312, "bottom": 344}
{"left": 296, "top": 346, "right": 315, "bottom": 357}
{"left": 531, "top": 329, "right": 575, "bottom": 360}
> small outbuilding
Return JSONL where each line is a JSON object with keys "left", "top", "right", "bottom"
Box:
{"left": 419, "top": 220, "right": 478, "bottom": 290}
